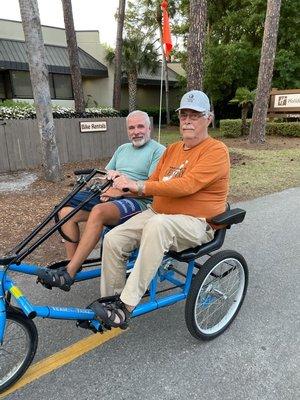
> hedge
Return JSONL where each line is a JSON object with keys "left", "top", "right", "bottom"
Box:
{"left": 120, "top": 107, "right": 179, "bottom": 125}
{"left": 0, "top": 101, "right": 120, "bottom": 120}
{"left": 220, "top": 119, "right": 300, "bottom": 138}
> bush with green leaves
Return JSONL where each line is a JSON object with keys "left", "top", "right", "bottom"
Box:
{"left": 266, "top": 122, "right": 300, "bottom": 137}
{"left": 220, "top": 119, "right": 300, "bottom": 137}
{"left": 120, "top": 107, "right": 178, "bottom": 125}
{"left": 0, "top": 101, "right": 119, "bottom": 120}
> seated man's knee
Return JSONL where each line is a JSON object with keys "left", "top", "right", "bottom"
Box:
{"left": 144, "top": 214, "right": 167, "bottom": 231}
{"left": 59, "top": 206, "right": 73, "bottom": 219}
{"left": 103, "top": 229, "right": 133, "bottom": 254}
{"left": 103, "top": 229, "right": 117, "bottom": 250}
{"left": 89, "top": 204, "right": 105, "bottom": 220}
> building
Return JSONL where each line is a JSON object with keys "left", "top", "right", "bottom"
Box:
{"left": 0, "top": 18, "right": 181, "bottom": 110}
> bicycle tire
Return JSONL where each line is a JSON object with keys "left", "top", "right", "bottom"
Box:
{"left": 0, "top": 307, "right": 38, "bottom": 393}
{"left": 185, "top": 250, "right": 248, "bottom": 340}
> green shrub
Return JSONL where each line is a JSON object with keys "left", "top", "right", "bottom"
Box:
{"left": 120, "top": 107, "right": 178, "bottom": 125}
{"left": 266, "top": 122, "right": 300, "bottom": 137}
{"left": 220, "top": 119, "right": 300, "bottom": 137}
{"left": 220, "top": 119, "right": 251, "bottom": 137}
{"left": 0, "top": 103, "right": 119, "bottom": 120}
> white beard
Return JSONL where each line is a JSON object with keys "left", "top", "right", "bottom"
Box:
{"left": 132, "top": 137, "right": 148, "bottom": 147}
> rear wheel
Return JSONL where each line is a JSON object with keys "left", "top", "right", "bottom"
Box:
{"left": 185, "top": 250, "right": 248, "bottom": 340}
{"left": 0, "top": 307, "right": 38, "bottom": 393}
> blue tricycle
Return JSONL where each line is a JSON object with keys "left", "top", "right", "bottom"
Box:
{"left": 0, "top": 169, "right": 248, "bottom": 392}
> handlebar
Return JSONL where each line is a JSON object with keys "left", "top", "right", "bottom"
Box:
{"left": 74, "top": 169, "right": 107, "bottom": 176}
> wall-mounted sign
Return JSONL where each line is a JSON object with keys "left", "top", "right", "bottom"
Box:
{"left": 80, "top": 121, "right": 107, "bottom": 133}
{"left": 274, "top": 94, "right": 300, "bottom": 108}
{"left": 268, "top": 89, "right": 300, "bottom": 115}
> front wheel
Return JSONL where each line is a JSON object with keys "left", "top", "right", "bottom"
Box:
{"left": 0, "top": 307, "right": 38, "bottom": 393}
{"left": 185, "top": 250, "right": 248, "bottom": 341}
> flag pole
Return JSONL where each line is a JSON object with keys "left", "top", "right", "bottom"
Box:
{"left": 159, "top": 0, "right": 172, "bottom": 144}
{"left": 158, "top": 60, "right": 164, "bottom": 144}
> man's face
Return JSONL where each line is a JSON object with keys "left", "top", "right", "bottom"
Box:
{"left": 179, "top": 109, "right": 211, "bottom": 148}
{"left": 127, "top": 115, "right": 151, "bottom": 147}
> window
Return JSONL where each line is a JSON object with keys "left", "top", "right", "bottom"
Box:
{"left": 11, "top": 71, "right": 33, "bottom": 98}
{"left": 51, "top": 74, "right": 73, "bottom": 99}
{"left": 0, "top": 74, "right": 5, "bottom": 99}
{"left": 10, "top": 71, "right": 74, "bottom": 100}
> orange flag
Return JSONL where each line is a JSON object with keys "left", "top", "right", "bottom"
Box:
{"left": 161, "top": 0, "right": 173, "bottom": 61}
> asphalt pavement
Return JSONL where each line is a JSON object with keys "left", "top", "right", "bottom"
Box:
{"left": 4, "top": 187, "right": 300, "bottom": 400}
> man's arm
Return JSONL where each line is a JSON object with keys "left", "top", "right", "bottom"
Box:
{"left": 113, "top": 146, "right": 229, "bottom": 197}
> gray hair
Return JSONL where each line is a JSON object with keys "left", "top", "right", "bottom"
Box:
{"left": 126, "top": 110, "right": 151, "bottom": 128}
{"left": 206, "top": 111, "right": 214, "bottom": 120}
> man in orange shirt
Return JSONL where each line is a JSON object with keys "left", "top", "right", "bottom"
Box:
{"left": 91, "top": 90, "right": 230, "bottom": 329}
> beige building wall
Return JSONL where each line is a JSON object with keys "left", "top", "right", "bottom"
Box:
{"left": 0, "top": 18, "right": 67, "bottom": 45}
{"left": 76, "top": 31, "right": 114, "bottom": 107}
{"left": 121, "top": 86, "right": 180, "bottom": 110}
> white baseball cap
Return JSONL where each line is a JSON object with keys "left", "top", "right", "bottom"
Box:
{"left": 176, "top": 90, "right": 210, "bottom": 113}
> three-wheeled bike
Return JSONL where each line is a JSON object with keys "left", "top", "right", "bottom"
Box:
{"left": 0, "top": 169, "right": 248, "bottom": 392}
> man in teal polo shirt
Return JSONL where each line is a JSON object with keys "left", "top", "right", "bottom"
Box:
{"left": 38, "top": 110, "right": 165, "bottom": 291}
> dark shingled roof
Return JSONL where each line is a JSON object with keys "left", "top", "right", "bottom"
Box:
{"left": 122, "top": 65, "right": 179, "bottom": 86}
{"left": 0, "top": 38, "right": 108, "bottom": 77}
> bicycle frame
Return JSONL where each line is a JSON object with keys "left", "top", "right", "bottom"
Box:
{"left": 0, "top": 256, "right": 196, "bottom": 341}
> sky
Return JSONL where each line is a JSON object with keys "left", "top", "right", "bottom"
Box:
{"left": 0, "top": 0, "right": 119, "bottom": 46}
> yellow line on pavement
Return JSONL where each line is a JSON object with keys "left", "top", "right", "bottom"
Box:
{"left": 0, "top": 328, "right": 124, "bottom": 398}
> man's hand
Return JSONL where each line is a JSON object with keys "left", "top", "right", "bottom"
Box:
{"left": 100, "top": 187, "right": 123, "bottom": 202}
{"left": 106, "top": 170, "right": 121, "bottom": 180}
{"left": 113, "top": 175, "right": 138, "bottom": 194}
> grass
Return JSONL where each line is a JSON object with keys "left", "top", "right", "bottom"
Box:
{"left": 153, "top": 127, "right": 300, "bottom": 202}
{"left": 229, "top": 147, "right": 300, "bottom": 202}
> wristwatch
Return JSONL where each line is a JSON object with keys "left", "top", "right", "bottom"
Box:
{"left": 136, "top": 180, "right": 145, "bottom": 197}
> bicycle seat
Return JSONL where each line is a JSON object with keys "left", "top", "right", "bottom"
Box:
{"left": 166, "top": 208, "right": 246, "bottom": 262}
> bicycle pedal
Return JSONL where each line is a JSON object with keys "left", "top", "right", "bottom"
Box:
{"left": 36, "top": 277, "right": 53, "bottom": 290}
{"left": 76, "top": 320, "right": 103, "bottom": 334}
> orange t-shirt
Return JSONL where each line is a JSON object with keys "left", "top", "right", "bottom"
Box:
{"left": 144, "top": 137, "right": 230, "bottom": 220}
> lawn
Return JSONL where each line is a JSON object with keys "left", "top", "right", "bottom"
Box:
{"left": 153, "top": 127, "right": 300, "bottom": 202}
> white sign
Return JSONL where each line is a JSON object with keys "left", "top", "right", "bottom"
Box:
{"left": 80, "top": 121, "right": 107, "bottom": 132}
{"left": 274, "top": 94, "right": 300, "bottom": 109}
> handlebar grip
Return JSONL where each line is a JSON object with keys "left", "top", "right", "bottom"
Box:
{"left": 74, "top": 169, "right": 95, "bottom": 175}
{"left": 74, "top": 169, "right": 107, "bottom": 176}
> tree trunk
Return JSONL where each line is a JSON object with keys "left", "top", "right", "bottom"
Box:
{"left": 61, "top": 0, "right": 85, "bottom": 113}
{"left": 241, "top": 104, "right": 249, "bottom": 136}
{"left": 113, "top": 0, "right": 126, "bottom": 110}
{"left": 127, "top": 71, "right": 137, "bottom": 112}
{"left": 249, "top": 0, "right": 282, "bottom": 144}
{"left": 18, "top": 0, "right": 61, "bottom": 182}
{"left": 187, "top": 0, "right": 207, "bottom": 90}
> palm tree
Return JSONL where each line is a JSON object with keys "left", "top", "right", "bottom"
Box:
{"left": 61, "top": 0, "right": 85, "bottom": 113}
{"left": 249, "top": 0, "right": 282, "bottom": 143}
{"left": 125, "top": 0, "right": 176, "bottom": 123}
{"left": 107, "top": 35, "right": 159, "bottom": 112}
{"left": 230, "top": 87, "right": 256, "bottom": 136}
{"left": 113, "top": 0, "right": 126, "bottom": 111}
{"left": 18, "top": 0, "right": 61, "bottom": 182}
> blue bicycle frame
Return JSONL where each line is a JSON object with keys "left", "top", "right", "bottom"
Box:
{"left": 0, "top": 256, "right": 196, "bottom": 341}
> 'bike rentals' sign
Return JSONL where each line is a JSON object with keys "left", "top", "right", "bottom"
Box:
{"left": 80, "top": 121, "right": 107, "bottom": 133}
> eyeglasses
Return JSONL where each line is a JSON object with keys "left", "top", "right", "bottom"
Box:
{"left": 179, "top": 111, "right": 207, "bottom": 121}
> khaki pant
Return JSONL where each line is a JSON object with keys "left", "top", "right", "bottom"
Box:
{"left": 101, "top": 208, "right": 215, "bottom": 307}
